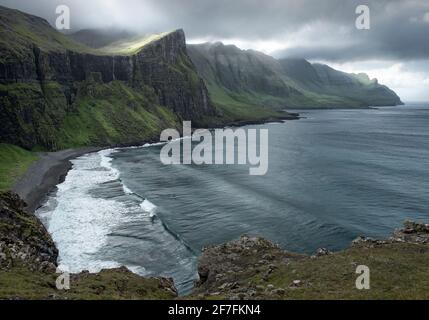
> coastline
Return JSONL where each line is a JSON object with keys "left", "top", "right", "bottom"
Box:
{"left": 3, "top": 106, "right": 429, "bottom": 299}
{"left": 8, "top": 103, "right": 404, "bottom": 225}
{"left": 12, "top": 147, "right": 103, "bottom": 213}
{"left": 11, "top": 113, "right": 300, "bottom": 214}
{"left": 2, "top": 184, "right": 429, "bottom": 300}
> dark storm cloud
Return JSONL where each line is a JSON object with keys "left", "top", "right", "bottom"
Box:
{"left": 0, "top": 0, "right": 428, "bottom": 61}
{"left": 273, "top": 0, "right": 429, "bottom": 62}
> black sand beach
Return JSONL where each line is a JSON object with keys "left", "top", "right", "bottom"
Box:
{"left": 12, "top": 147, "right": 101, "bottom": 213}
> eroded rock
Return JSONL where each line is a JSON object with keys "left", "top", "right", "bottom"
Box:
{"left": 391, "top": 221, "right": 429, "bottom": 244}
{"left": 0, "top": 192, "right": 58, "bottom": 271}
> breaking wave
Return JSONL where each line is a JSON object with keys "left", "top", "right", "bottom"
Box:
{"left": 36, "top": 147, "right": 197, "bottom": 294}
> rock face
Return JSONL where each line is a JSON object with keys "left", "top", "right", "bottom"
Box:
{"left": 0, "top": 6, "right": 216, "bottom": 150}
{"left": 5, "top": 30, "right": 214, "bottom": 119}
{"left": 391, "top": 221, "right": 429, "bottom": 244}
{"left": 351, "top": 221, "right": 429, "bottom": 247}
{"left": 188, "top": 42, "right": 295, "bottom": 99}
{"left": 0, "top": 191, "right": 58, "bottom": 272}
{"left": 194, "top": 235, "right": 304, "bottom": 299}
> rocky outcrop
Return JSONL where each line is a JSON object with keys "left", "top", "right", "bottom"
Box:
{"left": 192, "top": 221, "right": 429, "bottom": 299}
{"left": 350, "top": 221, "right": 429, "bottom": 247}
{"left": 194, "top": 235, "right": 305, "bottom": 299}
{"left": 0, "top": 191, "right": 58, "bottom": 272}
{"left": 308, "top": 63, "right": 403, "bottom": 106}
{"left": 391, "top": 221, "right": 429, "bottom": 244}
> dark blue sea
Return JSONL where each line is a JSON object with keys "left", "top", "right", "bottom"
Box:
{"left": 37, "top": 103, "right": 429, "bottom": 294}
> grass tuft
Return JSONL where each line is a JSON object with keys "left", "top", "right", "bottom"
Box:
{"left": 0, "top": 144, "right": 38, "bottom": 191}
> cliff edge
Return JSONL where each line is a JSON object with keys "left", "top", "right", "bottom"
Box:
{"left": 191, "top": 222, "right": 429, "bottom": 299}
{"left": 0, "top": 192, "right": 177, "bottom": 299}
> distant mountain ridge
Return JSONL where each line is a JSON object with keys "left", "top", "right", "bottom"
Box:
{"left": 187, "top": 42, "right": 402, "bottom": 109}
{"left": 280, "top": 59, "right": 401, "bottom": 107}
{"left": 70, "top": 30, "right": 402, "bottom": 111}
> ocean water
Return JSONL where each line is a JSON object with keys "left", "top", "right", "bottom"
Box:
{"left": 37, "top": 103, "right": 429, "bottom": 294}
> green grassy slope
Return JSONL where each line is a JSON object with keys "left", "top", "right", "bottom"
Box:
{"left": 0, "top": 6, "right": 211, "bottom": 155}
{"left": 0, "top": 144, "right": 38, "bottom": 191}
{"left": 0, "top": 79, "right": 181, "bottom": 151}
{"left": 263, "top": 242, "right": 429, "bottom": 300}
{"left": 0, "top": 5, "right": 162, "bottom": 56}
{"left": 0, "top": 6, "right": 93, "bottom": 56}
{"left": 4, "top": 235, "right": 429, "bottom": 299}
{"left": 190, "top": 233, "right": 429, "bottom": 300}
{"left": 188, "top": 44, "right": 339, "bottom": 111}
{"left": 0, "top": 267, "right": 176, "bottom": 300}
{"left": 205, "top": 83, "right": 291, "bottom": 122}
{"left": 0, "top": 77, "right": 180, "bottom": 191}
{"left": 188, "top": 43, "right": 402, "bottom": 110}
{"left": 187, "top": 44, "right": 299, "bottom": 122}
{"left": 280, "top": 60, "right": 403, "bottom": 107}
{"left": 54, "top": 79, "right": 180, "bottom": 149}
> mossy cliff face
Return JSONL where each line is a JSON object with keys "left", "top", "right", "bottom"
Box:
{"left": 0, "top": 6, "right": 215, "bottom": 151}
{"left": 0, "top": 192, "right": 177, "bottom": 300}
{"left": 3, "top": 29, "right": 213, "bottom": 120}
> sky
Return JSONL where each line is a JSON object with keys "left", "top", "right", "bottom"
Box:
{"left": 1, "top": 0, "right": 429, "bottom": 101}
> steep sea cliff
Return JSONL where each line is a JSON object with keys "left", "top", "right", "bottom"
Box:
{"left": 0, "top": 6, "right": 216, "bottom": 150}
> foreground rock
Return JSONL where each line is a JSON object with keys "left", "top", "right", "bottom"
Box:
{"left": 0, "top": 192, "right": 58, "bottom": 272}
{"left": 191, "top": 222, "right": 429, "bottom": 300}
{"left": 2, "top": 190, "right": 429, "bottom": 300}
{"left": 193, "top": 235, "right": 305, "bottom": 299}
{"left": 391, "top": 221, "right": 429, "bottom": 244}
{"left": 0, "top": 192, "right": 177, "bottom": 300}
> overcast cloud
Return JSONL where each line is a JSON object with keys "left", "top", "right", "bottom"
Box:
{"left": 1, "top": 0, "right": 428, "bottom": 101}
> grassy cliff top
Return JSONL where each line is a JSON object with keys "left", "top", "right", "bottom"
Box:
{"left": 0, "top": 6, "right": 94, "bottom": 55}
{"left": 98, "top": 32, "right": 172, "bottom": 55}
{"left": 0, "top": 144, "right": 38, "bottom": 192}
{"left": 0, "top": 5, "right": 175, "bottom": 57}
{"left": 191, "top": 223, "right": 429, "bottom": 300}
